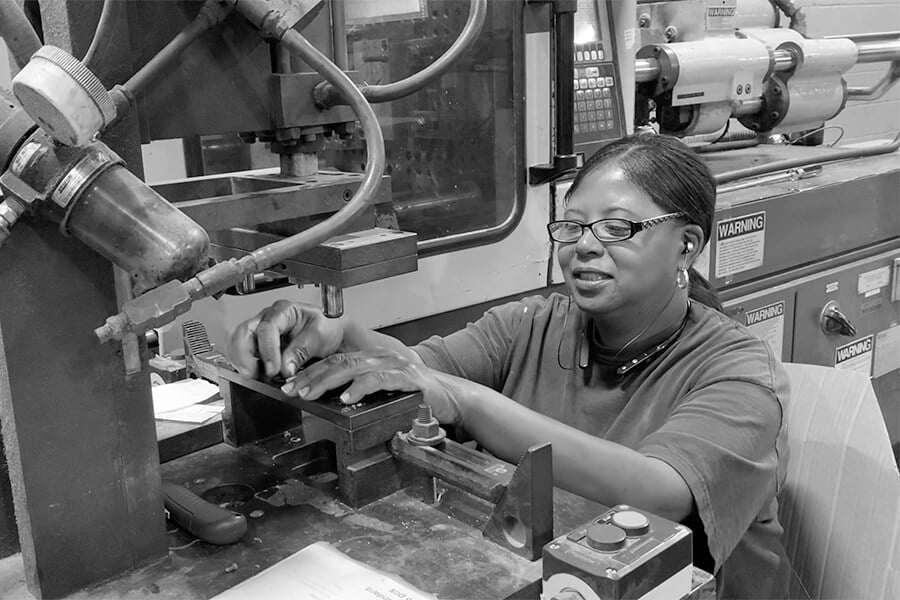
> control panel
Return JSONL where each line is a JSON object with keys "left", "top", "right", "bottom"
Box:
{"left": 573, "top": 0, "right": 626, "bottom": 158}
{"left": 542, "top": 505, "right": 693, "bottom": 600}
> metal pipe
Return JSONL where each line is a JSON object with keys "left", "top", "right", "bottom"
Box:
{"left": 122, "top": 1, "right": 231, "bottom": 99}
{"left": 0, "top": 0, "right": 42, "bottom": 69}
{"left": 826, "top": 32, "right": 900, "bottom": 43}
{"left": 854, "top": 39, "right": 900, "bottom": 63}
{"left": 316, "top": 0, "right": 487, "bottom": 106}
{"left": 714, "top": 130, "right": 900, "bottom": 185}
{"left": 329, "top": 0, "right": 348, "bottom": 71}
{"left": 847, "top": 61, "right": 900, "bottom": 100}
{"left": 772, "top": 49, "right": 795, "bottom": 72}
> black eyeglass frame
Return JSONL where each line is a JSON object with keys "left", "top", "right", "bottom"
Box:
{"left": 546, "top": 212, "right": 686, "bottom": 243}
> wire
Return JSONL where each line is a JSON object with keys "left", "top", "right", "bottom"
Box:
{"left": 827, "top": 128, "right": 846, "bottom": 147}
{"left": 82, "top": 0, "right": 117, "bottom": 68}
{"left": 168, "top": 539, "right": 201, "bottom": 551}
{"left": 788, "top": 125, "right": 844, "bottom": 146}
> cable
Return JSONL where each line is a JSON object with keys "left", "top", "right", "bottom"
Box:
{"left": 82, "top": 0, "right": 117, "bottom": 68}
{"left": 316, "top": 0, "right": 487, "bottom": 107}
{"left": 788, "top": 125, "right": 844, "bottom": 146}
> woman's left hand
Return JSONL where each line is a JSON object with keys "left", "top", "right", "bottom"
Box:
{"left": 279, "top": 348, "right": 462, "bottom": 424}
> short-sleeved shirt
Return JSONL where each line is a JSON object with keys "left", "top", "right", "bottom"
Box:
{"left": 413, "top": 293, "right": 791, "bottom": 600}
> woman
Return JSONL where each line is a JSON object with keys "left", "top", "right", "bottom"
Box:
{"left": 228, "top": 134, "right": 791, "bottom": 599}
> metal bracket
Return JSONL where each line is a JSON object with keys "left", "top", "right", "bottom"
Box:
{"left": 390, "top": 433, "right": 554, "bottom": 560}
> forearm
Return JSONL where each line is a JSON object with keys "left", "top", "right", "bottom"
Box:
{"left": 443, "top": 375, "right": 693, "bottom": 521}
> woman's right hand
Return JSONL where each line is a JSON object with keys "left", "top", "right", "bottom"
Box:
{"left": 226, "top": 300, "right": 344, "bottom": 379}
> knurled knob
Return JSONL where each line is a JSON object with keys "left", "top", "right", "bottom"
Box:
{"left": 611, "top": 510, "right": 651, "bottom": 536}
{"left": 12, "top": 45, "right": 116, "bottom": 146}
{"left": 586, "top": 523, "right": 626, "bottom": 552}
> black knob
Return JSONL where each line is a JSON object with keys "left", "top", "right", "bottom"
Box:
{"left": 820, "top": 301, "right": 857, "bottom": 337}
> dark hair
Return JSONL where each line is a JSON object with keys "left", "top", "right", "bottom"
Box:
{"left": 566, "top": 134, "right": 722, "bottom": 311}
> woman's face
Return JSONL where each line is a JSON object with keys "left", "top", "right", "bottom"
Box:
{"left": 558, "top": 163, "right": 685, "bottom": 321}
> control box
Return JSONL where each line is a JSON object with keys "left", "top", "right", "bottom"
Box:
{"left": 542, "top": 505, "right": 692, "bottom": 600}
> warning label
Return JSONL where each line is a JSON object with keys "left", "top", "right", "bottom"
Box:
{"left": 715, "top": 211, "right": 766, "bottom": 278}
{"left": 705, "top": 0, "right": 737, "bottom": 30}
{"left": 834, "top": 334, "right": 874, "bottom": 376}
{"left": 744, "top": 301, "right": 785, "bottom": 360}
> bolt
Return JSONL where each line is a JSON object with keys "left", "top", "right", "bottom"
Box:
{"left": 638, "top": 13, "right": 650, "bottom": 27}
{"left": 770, "top": 111, "right": 780, "bottom": 120}
{"left": 664, "top": 26, "right": 677, "bottom": 40}
{"left": 749, "top": 122, "right": 760, "bottom": 130}
{"left": 409, "top": 404, "right": 446, "bottom": 446}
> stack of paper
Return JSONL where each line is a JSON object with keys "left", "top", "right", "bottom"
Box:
{"left": 152, "top": 379, "right": 222, "bottom": 424}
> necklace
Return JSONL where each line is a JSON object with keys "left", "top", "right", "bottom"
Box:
{"left": 592, "top": 302, "right": 692, "bottom": 377}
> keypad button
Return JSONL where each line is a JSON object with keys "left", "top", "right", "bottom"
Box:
{"left": 586, "top": 67, "right": 600, "bottom": 78}
{"left": 588, "top": 77, "right": 596, "bottom": 88}
{"left": 577, "top": 51, "right": 584, "bottom": 62}
{"left": 585, "top": 89, "right": 594, "bottom": 100}
{"left": 589, "top": 122, "right": 598, "bottom": 132}
{"left": 587, "top": 100, "right": 595, "bottom": 110}
{"left": 578, "top": 101, "right": 586, "bottom": 111}
{"left": 590, "top": 50, "right": 598, "bottom": 60}
{"left": 606, "top": 119, "right": 614, "bottom": 129}
{"left": 576, "top": 90, "right": 585, "bottom": 101}
{"left": 606, "top": 77, "right": 614, "bottom": 87}
{"left": 598, "top": 50, "right": 605, "bottom": 60}
{"left": 580, "top": 79, "right": 588, "bottom": 89}
{"left": 598, "top": 120, "right": 606, "bottom": 130}
{"left": 603, "top": 87, "right": 611, "bottom": 98}
{"left": 574, "top": 124, "right": 581, "bottom": 134}
{"left": 604, "top": 98, "right": 612, "bottom": 109}
{"left": 605, "top": 110, "right": 613, "bottom": 119}
{"left": 573, "top": 80, "right": 580, "bottom": 90}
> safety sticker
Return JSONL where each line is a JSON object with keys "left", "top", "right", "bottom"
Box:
{"left": 873, "top": 326, "right": 900, "bottom": 379}
{"left": 705, "top": 0, "right": 737, "bottom": 30}
{"left": 714, "top": 211, "right": 765, "bottom": 278}
{"left": 834, "top": 334, "right": 874, "bottom": 376}
{"left": 744, "top": 301, "right": 785, "bottom": 360}
{"left": 857, "top": 266, "right": 890, "bottom": 295}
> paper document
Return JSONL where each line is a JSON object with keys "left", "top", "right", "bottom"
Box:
{"left": 212, "top": 541, "right": 437, "bottom": 600}
{"left": 152, "top": 379, "right": 219, "bottom": 416}
{"left": 155, "top": 403, "right": 223, "bottom": 424}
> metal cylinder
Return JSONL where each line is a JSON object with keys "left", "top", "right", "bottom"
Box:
{"left": 66, "top": 165, "right": 210, "bottom": 293}
{"left": 854, "top": 38, "right": 900, "bottom": 63}
{"left": 321, "top": 284, "right": 344, "bottom": 318}
{"left": 635, "top": 58, "right": 660, "bottom": 83}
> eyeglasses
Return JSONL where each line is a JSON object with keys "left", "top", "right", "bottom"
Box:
{"left": 547, "top": 212, "right": 685, "bottom": 243}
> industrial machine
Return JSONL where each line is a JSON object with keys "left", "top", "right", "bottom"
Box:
{"left": 0, "top": 0, "right": 898, "bottom": 598}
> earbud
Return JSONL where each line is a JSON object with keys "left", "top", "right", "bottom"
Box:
{"left": 683, "top": 241, "right": 695, "bottom": 254}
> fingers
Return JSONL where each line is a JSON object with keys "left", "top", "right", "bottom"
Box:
{"left": 281, "top": 352, "right": 362, "bottom": 400}
{"left": 281, "top": 351, "right": 414, "bottom": 404}
{"left": 256, "top": 300, "right": 306, "bottom": 377}
{"left": 227, "top": 316, "right": 263, "bottom": 378}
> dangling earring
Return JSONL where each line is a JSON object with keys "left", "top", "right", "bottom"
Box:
{"left": 676, "top": 266, "right": 689, "bottom": 289}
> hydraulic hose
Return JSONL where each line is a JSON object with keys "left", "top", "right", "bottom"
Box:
{"left": 95, "top": 10, "right": 386, "bottom": 343}
{"left": 82, "top": 0, "right": 125, "bottom": 70}
{"left": 315, "top": 0, "right": 487, "bottom": 107}
{"left": 714, "top": 131, "right": 900, "bottom": 185}
{"left": 0, "top": 0, "right": 42, "bottom": 69}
